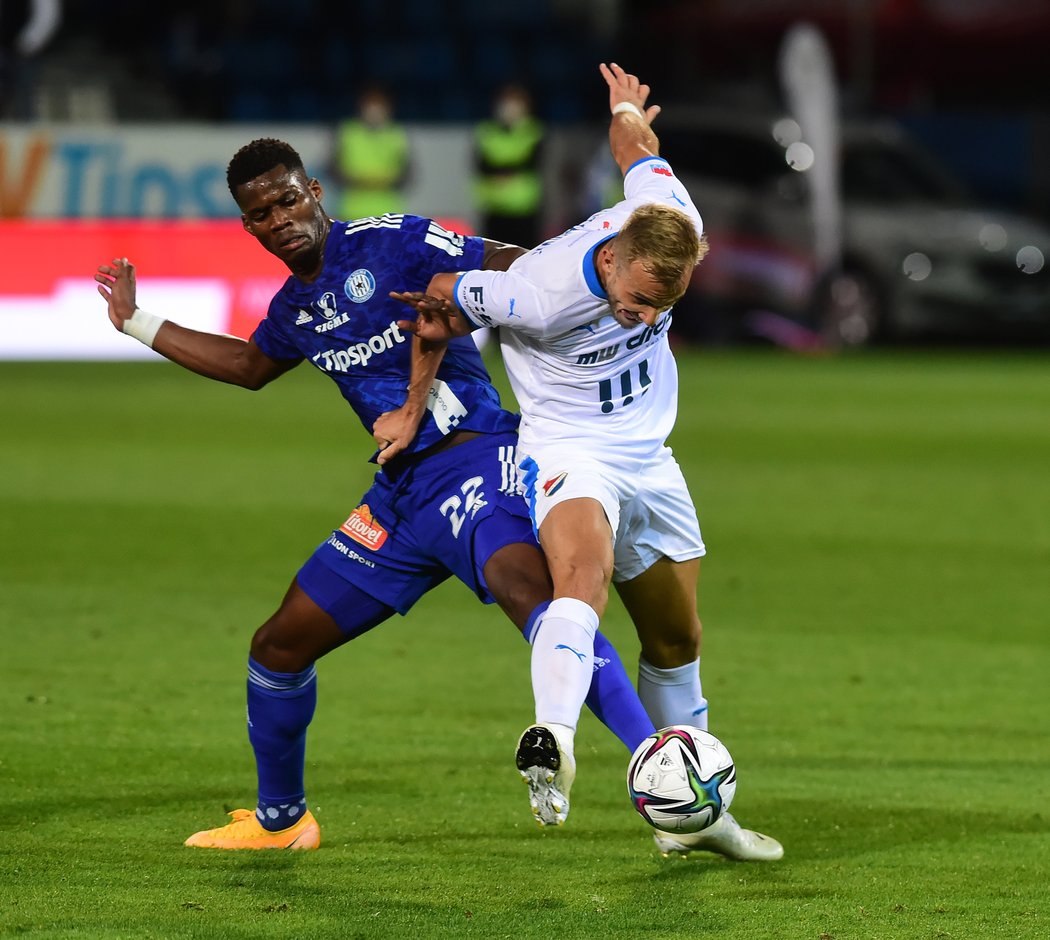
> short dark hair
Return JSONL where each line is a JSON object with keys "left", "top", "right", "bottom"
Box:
{"left": 226, "top": 138, "right": 305, "bottom": 196}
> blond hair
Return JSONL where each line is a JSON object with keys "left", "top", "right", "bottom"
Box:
{"left": 616, "top": 204, "right": 708, "bottom": 309}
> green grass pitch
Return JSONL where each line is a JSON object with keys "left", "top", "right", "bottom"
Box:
{"left": 1, "top": 348, "right": 1048, "bottom": 939}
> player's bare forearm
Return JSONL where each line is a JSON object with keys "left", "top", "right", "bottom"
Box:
{"left": 372, "top": 334, "right": 445, "bottom": 465}
{"left": 424, "top": 272, "right": 459, "bottom": 307}
{"left": 599, "top": 62, "right": 661, "bottom": 175}
{"left": 95, "top": 257, "right": 293, "bottom": 390}
{"left": 403, "top": 334, "right": 445, "bottom": 413}
{"left": 152, "top": 324, "right": 296, "bottom": 390}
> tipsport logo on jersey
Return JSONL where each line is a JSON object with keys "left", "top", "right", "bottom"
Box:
{"left": 311, "top": 320, "right": 408, "bottom": 373}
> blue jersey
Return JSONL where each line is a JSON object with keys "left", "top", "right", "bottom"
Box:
{"left": 251, "top": 215, "right": 518, "bottom": 457}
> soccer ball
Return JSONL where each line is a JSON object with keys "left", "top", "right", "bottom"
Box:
{"left": 627, "top": 725, "right": 737, "bottom": 834}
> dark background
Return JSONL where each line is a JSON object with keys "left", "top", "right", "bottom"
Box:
{"left": 6, "top": 1, "right": 1044, "bottom": 221}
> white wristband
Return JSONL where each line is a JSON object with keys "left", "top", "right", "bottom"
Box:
{"left": 122, "top": 307, "right": 165, "bottom": 348}
{"left": 612, "top": 101, "right": 644, "bottom": 120}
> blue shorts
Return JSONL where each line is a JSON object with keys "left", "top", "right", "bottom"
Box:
{"left": 299, "top": 431, "right": 537, "bottom": 617}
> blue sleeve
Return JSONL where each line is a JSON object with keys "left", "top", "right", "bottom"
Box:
{"left": 398, "top": 215, "right": 485, "bottom": 282}
{"left": 250, "top": 301, "right": 304, "bottom": 362}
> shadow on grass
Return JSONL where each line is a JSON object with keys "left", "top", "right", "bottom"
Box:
{"left": 711, "top": 796, "right": 1049, "bottom": 863}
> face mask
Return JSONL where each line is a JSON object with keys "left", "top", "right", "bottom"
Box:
{"left": 496, "top": 97, "right": 527, "bottom": 125}
{"left": 362, "top": 102, "right": 390, "bottom": 126}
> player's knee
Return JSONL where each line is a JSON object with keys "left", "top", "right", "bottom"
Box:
{"left": 250, "top": 618, "right": 315, "bottom": 674}
{"left": 484, "top": 548, "right": 554, "bottom": 631}
{"left": 641, "top": 617, "right": 701, "bottom": 667}
{"left": 502, "top": 583, "right": 553, "bottom": 632}
{"left": 551, "top": 556, "right": 612, "bottom": 610}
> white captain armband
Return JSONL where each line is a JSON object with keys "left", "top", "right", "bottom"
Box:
{"left": 612, "top": 101, "right": 644, "bottom": 120}
{"left": 122, "top": 307, "right": 165, "bottom": 348}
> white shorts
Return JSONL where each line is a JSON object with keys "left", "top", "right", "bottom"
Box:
{"left": 520, "top": 442, "right": 706, "bottom": 582}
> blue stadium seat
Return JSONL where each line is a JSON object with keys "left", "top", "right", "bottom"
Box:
{"left": 229, "top": 90, "right": 274, "bottom": 122}
{"left": 436, "top": 88, "right": 475, "bottom": 121}
{"left": 397, "top": 0, "right": 446, "bottom": 32}
{"left": 529, "top": 41, "right": 575, "bottom": 87}
{"left": 321, "top": 36, "right": 354, "bottom": 84}
{"left": 469, "top": 36, "right": 517, "bottom": 86}
{"left": 461, "top": 0, "right": 550, "bottom": 30}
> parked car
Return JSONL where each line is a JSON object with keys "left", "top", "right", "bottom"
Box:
{"left": 656, "top": 110, "right": 1050, "bottom": 347}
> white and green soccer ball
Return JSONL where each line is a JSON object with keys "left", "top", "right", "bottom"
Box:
{"left": 627, "top": 725, "right": 737, "bottom": 834}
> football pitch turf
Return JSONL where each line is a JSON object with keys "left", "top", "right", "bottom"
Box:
{"left": 2, "top": 348, "right": 1048, "bottom": 939}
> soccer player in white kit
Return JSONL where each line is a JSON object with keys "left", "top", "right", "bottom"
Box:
{"left": 394, "top": 63, "right": 782, "bottom": 861}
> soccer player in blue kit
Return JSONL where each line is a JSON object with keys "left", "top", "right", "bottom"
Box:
{"left": 94, "top": 138, "right": 655, "bottom": 850}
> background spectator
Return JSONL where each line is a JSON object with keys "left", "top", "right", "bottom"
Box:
{"left": 473, "top": 83, "right": 546, "bottom": 248}
{"left": 332, "top": 85, "right": 411, "bottom": 221}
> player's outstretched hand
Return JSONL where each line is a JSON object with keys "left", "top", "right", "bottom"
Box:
{"left": 389, "top": 290, "right": 472, "bottom": 341}
{"left": 94, "top": 258, "right": 138, "bottom": 332}
{"left": 372, "top": 407, "right": 421, "bottom": 465}
{"left": 599, "top": 62, "right": 661, "bottom": 125}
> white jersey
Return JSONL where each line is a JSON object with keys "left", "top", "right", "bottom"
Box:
{"left": 451, "top": 156, "right": 703, "bottom": 457}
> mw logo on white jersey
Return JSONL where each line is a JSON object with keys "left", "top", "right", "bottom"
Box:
{"left": 575, "top": 315, "right": 671, "bottom": 366}
{"left": 576, "top": 344, "right": 620, "bottom": 365}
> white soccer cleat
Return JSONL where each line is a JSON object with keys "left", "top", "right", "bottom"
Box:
{"left": 515, "top": 724, "right": 576, "bottom": 826}
{"left": 653, "top": 812, "right": 784, "bottom": 861}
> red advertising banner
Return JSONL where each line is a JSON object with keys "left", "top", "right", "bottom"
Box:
{"left": 0, "top": 218, "right": 470, "bottom": 359}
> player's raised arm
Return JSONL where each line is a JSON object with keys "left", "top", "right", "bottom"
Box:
{"left": 95, "top": 257, "right": 297, "bottom": 390}
{"left": 599, "top": 62, "right": 662, "bottom": 176}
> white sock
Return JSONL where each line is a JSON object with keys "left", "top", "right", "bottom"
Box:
{"left": 529, "top": 597, "right": 598, "bottom": 733}
{"left": 637, "top": 657, "right": 709, "bottom": 731}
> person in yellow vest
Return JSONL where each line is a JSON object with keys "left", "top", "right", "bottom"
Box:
{"left": 473, "top": 83, "right": 545, "bottom": 249}
{"left": 334, "top": 85, "right": 411, "bottom": 220}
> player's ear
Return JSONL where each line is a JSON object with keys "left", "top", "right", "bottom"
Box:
{"left": 309, "top": 178, "right": 324, "bottom": 201}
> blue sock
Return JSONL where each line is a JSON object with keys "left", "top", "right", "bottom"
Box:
{"left": 587, "top": 630, "right": 656, "bottom": 753}
{"left": 246, "top": 657, "right": 317, "bottom": 832}
{"left": 524, "top": 604, "right": 655, "bottom": 753}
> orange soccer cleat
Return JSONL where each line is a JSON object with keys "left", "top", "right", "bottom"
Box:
{"left": 184, "top": 808, "right": 320, "bottom": 850}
